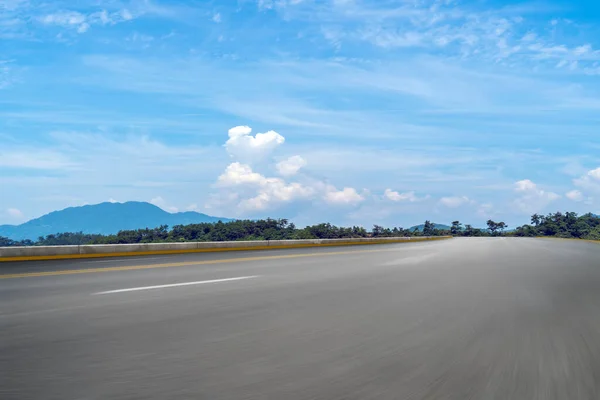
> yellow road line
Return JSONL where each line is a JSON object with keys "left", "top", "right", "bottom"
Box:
{"left": 0, "top": 237, "right": 450, "bottom": 263}
{"left": 0, "top": 244, "right": 435, "bottom": 279}
{"left": 536, "top": 237, "right": 600, "bottom": 244}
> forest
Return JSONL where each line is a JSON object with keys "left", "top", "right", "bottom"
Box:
{"left": 0, "top": 212, "right": 598, "bottom": 247}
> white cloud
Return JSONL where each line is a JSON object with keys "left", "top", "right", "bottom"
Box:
{"left": 39, "top": 11, "right": 86, "bottom": 26}
{"left": 6, "top": 207, "right": 24, "bottom": 219}
{"left": 0, "top": 130, "right": 225, "bottom": 225}
{"left": 574, "top": 44, "right": 592, "bottom": 56}
{"left": 186, "top": 203, "right": 199, "bottom": 211}
{"left": 574, "top": 167, "right": 600, "bottom": 191}
{"left": 514, "top": 180, "right": 560, "bottom": 200}
{"left": 240, "top": 181, "right": 314, "bottom": 211}
{"left": 216, "top": 162, "right": 314, "bottom": 211}
{"left": 93, "top": 10, "right": 110, "bottom": 25}
{"left": 476, "top": 203, "right": 495, "bottom": 218}
{"left": 121, "top": 9, "right": 133, "bottom": 21}
{"left": 37, "top": 8, "right": 135, "bottom": 34}
{"left": 107, "top": 198, "right": 119, "bottom": 203}
{"left": 224, "top": 125, "right": 285, "bottom": 161}
{"left": 214, "top": 140, "right": 364, "bottom": 211}
{"left": 77, "top": 23, "right": 90, "bottom": 33}
{"left": 212, "top": 13, "right": 221, "bottom": 23}
{"left": 150, "top": 196, "right": 179, "bottom": 213}
{"left": 217, "top": 162, "right": 266, "bottom": 186}
{"left": 565, "top": 190, "right": 584, "bottom": 202}
{"left": 572, "top": 168, "right": 600, "bottom": 205}
{"left": 256, "top": 0, "right": 600, "bottom": 75}
{"left": 439, "top": 196, "right": 472, "bottom": 208}
{"left": 514, "top": 179, "right": 537, "bottom": 192}
{"left": 324, "top": 186, "right": 364, "bottom": 206}
{"left": 0, "top": 150, "right": 74, "bottom": 169}
{"left": 513, "top": 179, "right": 560, "bottom": 213}
{"left": 276, "top": 155, "right": 306, "bottom": 176}
{"left": 384, "top": 189, "right": 425, "bottom": 202}
{"left": 258, "top": 0, "right": 305, "bottom": 10}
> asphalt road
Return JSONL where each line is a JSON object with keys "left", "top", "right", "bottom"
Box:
{"left": 2, "top": 238, "right": 600, "bottom": 399}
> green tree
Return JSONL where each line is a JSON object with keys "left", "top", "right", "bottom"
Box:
{"left": 486, "top": 220, "right": 498, "bottom": 235}
{"left": 497, "top": 222, "right": 507, "bottom": 235}
{"left": 0, "top": 236, "right": 15, "bottom": 246}
{"left": 423, "top": 220, "right": 435, "bottom": 236}
{"left": 450, "top": 221, "right": 463, "bottom": 235}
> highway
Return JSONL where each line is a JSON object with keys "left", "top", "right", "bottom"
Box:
{"left": 2, "top": 238, "right": 600, "bottom": 399}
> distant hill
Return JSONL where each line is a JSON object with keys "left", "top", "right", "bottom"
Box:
{"left": 0, "top": 202, "right": 232, "bottom": 241}
{"left": 409, "top": 223, "right": 451, "bottom": 232}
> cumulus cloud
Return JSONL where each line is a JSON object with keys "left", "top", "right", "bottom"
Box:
{"left": 324, "top": 186, "right": 365, "bottom": 206}
{"left": 240, "top": 181, "right": 315, "bottom": 211}
{"left": 574, "top": 167, "right": 600, "bottom": 193}
{"left": 213, "top": 125, "right": 365, "bottom": 214}
{"left": 384, "top": 189, "right": 426, "bottom": 202}
{"left": 513, "top": 179, "right": 559, "bottom": 213}
{"left": 6, "top": 208, "right": 24, "bottom": 220}
{"left": 514, "top": 179, "right": 538, "bottom": 192}
{"left": 566, "top": 190, "right": 584, "bottom": 202}
{"left": 276, "top": 155, "right": 306, "bottom": 176}
{"left": 150, "top": 196, "right": 179, "bottom": 213}
{"left": 224, "top": 126, "right": 285, "bottom": 161}
{"left": 439, "top": 196, "right": 472, "bottom": 208}
{"left": 216, "top": 162, "right": 314, "bottom": 211}
{"left": 217, "top": 162, "right": 266, "bottom": 186}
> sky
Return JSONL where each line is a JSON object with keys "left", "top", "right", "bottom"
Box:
{"left": 1, "top": 0, "right": 599, "bottom": 229}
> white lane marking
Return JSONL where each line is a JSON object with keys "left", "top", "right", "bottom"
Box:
{"left": 83, "top": 257, "right": 165, "bottom": 264}
{"left": 93, "top": 275, "right": 259, "bottom": 295}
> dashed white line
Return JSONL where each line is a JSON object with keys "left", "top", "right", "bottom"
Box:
{"left": 93, "top": 275, "right": 259, "bottom": 295}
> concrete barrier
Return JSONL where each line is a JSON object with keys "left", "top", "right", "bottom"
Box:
{"left": 0, "top": 236, "right": 452, "bottom": 262}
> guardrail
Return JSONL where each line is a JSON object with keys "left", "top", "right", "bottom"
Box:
{"left": 0, "top": 236, "right": 451, "bottom": 262}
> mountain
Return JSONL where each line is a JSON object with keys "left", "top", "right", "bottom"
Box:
{"left": 409, "top": 223, "right": 451, "bottom": 232}
{"left": 0, "top": 202, "right": 232, "bottom": 241}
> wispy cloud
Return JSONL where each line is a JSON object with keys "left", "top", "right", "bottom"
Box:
{"left": 513, "top": 179, "right": 560, "bottom": 214}
{"left": 1, "top": 0, "right": 598, "bottom": 226}
{"left": 1, "top": 0, "right": 197, "bottom": 41}
{"left": 255, "top": 0, "right": 600, "bottom": 73}
{"left": 37, "top": 8, "right": 135, "bottom": 33}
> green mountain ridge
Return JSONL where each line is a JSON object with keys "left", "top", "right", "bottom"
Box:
{"left": 409, "top": 223, "right": 451, "bottom": 232}
{"left": 0, "top": 201, "right": 232, "bottom": 241}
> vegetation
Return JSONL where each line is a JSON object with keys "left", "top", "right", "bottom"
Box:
{"left": 0, "top": 212, "right": 598, "bottom": 247}
{"left": 513, "top": 212, "right": 600, "bottom": 240}
{"left": 0, "top": 219, "right": 431, "bottom": 246}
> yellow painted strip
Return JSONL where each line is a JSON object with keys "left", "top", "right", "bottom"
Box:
{"left": 0, "top": 241, "right": 447, "bottom": 279}
{"left": 536, "top": 237, "right": 600, "bottom": 244}
{"left": 0, "top": 237, "right": 450, "bottom": 263}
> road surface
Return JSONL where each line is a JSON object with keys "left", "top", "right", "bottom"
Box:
{"left": 2, "top": 238, "right": 600, "bottom": 399}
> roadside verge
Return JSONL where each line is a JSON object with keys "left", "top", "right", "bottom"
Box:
{"left": 0, "top": 236, "right": 452, "bottom": 262}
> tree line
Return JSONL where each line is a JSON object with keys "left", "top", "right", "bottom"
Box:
{"left": 1, "top": 219, "right": 439, "bottom": 247}
{"left": 0, "top": 212, "right": 598, "bottom": 247}
{"left": 512, "top": 212, "right": 600, "bottom": 240}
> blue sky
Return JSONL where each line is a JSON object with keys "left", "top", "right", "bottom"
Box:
{"left": 1, "top": 0, "right": 599, "bottom": 228}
